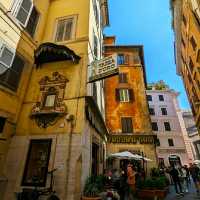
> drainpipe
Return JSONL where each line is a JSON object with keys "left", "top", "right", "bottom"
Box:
{"left": 64, "top": 114, "right": 75, "bottom": 200}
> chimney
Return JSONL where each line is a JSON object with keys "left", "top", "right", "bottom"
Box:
{"left": 103, "top": 36, "right": 116, "bottom": 46}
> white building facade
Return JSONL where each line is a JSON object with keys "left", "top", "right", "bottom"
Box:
{"left": 147, "top": 84, "right": 190, "bottom": 167}
{"left": 182, "top": 110, "right": 200, "bottom": 160}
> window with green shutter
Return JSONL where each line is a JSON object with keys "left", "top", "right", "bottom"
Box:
{"left": 119, "top": 73, "right": 128, "bottom": 83}
{"left": 121, "top": 117, "right": 133, "bottom": 133}
{"left": 115, "top": 88, "right": 134, "bottom": 102}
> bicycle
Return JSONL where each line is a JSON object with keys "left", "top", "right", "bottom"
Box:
{"left": 17, "top": 169, "right": 60, "bottom": 200}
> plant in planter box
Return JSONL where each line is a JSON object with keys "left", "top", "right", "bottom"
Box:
{"left": 82, "top": 175, "right": 105, "bottom": 200}
{"left": 137, "top": 177, "right": 168, "bottom": 199}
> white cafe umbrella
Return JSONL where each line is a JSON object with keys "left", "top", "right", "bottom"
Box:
{"left": 128, "top": 154, "right": 153, "bottom": 162}
{"left": 108, "top": 151, "right": 141, "bottom": 160}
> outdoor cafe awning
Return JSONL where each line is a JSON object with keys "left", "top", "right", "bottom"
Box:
{"left": 108, "top": 151, "right": 152, "bottom": 162}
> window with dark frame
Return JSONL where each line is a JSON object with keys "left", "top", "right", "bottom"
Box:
{"left": 156, "top": 139, "right": 160, "bottom": 146}
{"left": 181, "top": 53, "right": 186, "bottom": 64}
{"left": 161, "top": 107, "right": 167, "bottom": 115}
{"left": 0, "top": 117, "right": 6, "bottom": 133}
{"left": 93, "top": 83, "right": 97, "bottom": 103}
{"left": 197, "top": 49, "right": 200, "bottom": 63}
{"left": 92, "top": 0, "right": 99, "bottom": 27}
{"left": 187, "top": 71, "right": 193, "bottom": 82}
{"left": 168, "top": 139, "right": 174, "bottom": 147}
{"left": 116, "top": 88, "right": 134, "bottom": 102}
{"left": 117, "top": 54, "right": 125, "bottom": 65}
{"left": 92, "top": 142, "right": 99, "bottom": 176}
{"left": 190, "top": 36, "right": 197, "bottom": 51}
{"left": 159, "top": 95, "right": 164, "bottom": 101}
{"left": 25, "top": 6, "right": 39, "bottom": 37}
{"left": 158, "top": 158, "right": 165, "bottom": 168}
{"left": 149, "top": 108, "right": 155, "bottom": 115}
{"left": 55, "top": 17, "right": 74, "bottom": 42}
{"left": 147, "top": 95, "right": 152, "bottom": 101}
{"left": 119, "top": 73, "right": 128, "bottom": 83}
{"left": 181, "top": 38, "right": 186, "bottom": 48}
{"left": 189, "top": 58, "right": 194, "bottom": 72}
{"left": 121, "top": 117, "right": 133, "bottom": 133}
{"left": 0, "top": 53, "right": 25, "bottom": 91}
{"left": 0, "top": 45, "right": 15, "bottom": 70}
{"left": 22, "top": 139, "right": 52, "bottom": 187}
{"left": 182, "top": 14, "right": 187, "bottom": 26}
{"left": 152, "top": 122, "right": 158, "bottom": 131}
{"left": 13, "top": 1, "right": 39, "bottom": 38}
{"left": 164, "top": 122, "right": 171, "bottom": 131}
{"left": 117, "top": 54, "right": 129, "bottom": 65}
{"left": 14, "top": 0, "right": 33, "bottom": 26}
{"left": 93, "top": 34, "right": 98, "bottom": 59}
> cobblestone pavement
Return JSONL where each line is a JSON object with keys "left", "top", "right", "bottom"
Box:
{"left": 165, "top": 182, "right": 200, "bottom": 200}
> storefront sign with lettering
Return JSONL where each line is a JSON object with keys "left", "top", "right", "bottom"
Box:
{"left": 108, "top": 135, "right": 155, "bottom": 144}
{"left": 158, "top": 149, "right": 186, "bottom": 154}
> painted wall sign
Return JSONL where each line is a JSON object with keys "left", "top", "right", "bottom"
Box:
{"left": 89, "top": 55, "right": 118, "bottom": 83}
{"left": 158, "top": 149, "right": 186, "bottom": 154}
{"left": 108, "top": 135, "right": 155, "bottom": 144}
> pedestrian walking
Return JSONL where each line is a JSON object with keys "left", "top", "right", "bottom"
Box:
{"left": 119, "top": 169, "right": 128, "bottom": 200}
{"left": 126, "top": 163, "right": 137, "bottom": 200}
{"left": 189, "top": 163, "right": 200, "bottom": 193}
{"left": 179, "top": 166, "right": 188, "bottom": 193}
{"left": 184, "top": 165, "right": 191, "bottom": 188}
{"left": 169, "top": 165, "right": 184, "bottom": 196}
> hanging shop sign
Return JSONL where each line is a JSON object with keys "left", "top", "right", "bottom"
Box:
{"left": 108, "top": 134, "right": 155, "bottom": 144}
{"left": 89, "top": 55, "right": 118, "bottom": 83}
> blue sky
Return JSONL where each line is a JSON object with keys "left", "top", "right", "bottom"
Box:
{"left": 104, "top": 0, "right": 190, "bottom": 109}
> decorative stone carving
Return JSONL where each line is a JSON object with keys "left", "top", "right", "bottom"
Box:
{"left": 30, "top": 72, "right": 68, "bottom": 128}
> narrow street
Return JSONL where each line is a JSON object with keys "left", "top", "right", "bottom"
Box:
{"left": 165, "top": 182, "right": 200, "bottom": 200}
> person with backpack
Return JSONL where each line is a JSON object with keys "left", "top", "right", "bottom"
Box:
{"left": 169, "top": 165, "right": 184, "bottom": 196}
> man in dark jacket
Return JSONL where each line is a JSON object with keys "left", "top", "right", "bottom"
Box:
{"left": 169, "top": 165, "right": 184, "bottom": 195}
{"left": 189, "top": 163, "right": 200, "bottom": 193}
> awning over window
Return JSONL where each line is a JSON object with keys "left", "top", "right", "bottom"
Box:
{"left": 34, "top": 42, "right": 81, "bottom": 67}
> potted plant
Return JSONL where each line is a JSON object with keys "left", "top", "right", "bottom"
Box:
{"left": 137, "top": 176, "right": 169, "bottom": 200}
{"left": 82, "top": 175, "right": 105, "bottom": 200}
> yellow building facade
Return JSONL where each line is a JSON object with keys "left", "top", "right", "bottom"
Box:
{"left": 0, "top": 0, "right": 109, "bottom": 200}
{"left": 171, "top": 0, "right": 200, "bottom": 133}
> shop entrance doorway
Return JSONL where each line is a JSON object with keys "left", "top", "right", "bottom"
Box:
{"left": 92, "top": 143, "right": 99, "bottom": 176}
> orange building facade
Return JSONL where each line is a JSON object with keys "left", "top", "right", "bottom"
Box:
{"left": 104, "top": 36, "right": 157, "bottom": 171}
